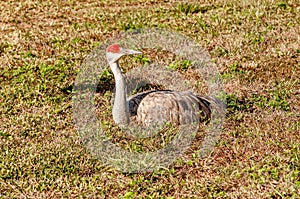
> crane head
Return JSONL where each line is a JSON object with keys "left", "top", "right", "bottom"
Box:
{"left": 106, "top": 44, "right": 142, "bottom": 65}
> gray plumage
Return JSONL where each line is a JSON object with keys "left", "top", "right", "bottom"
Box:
{"left": 128, "top": 90, "right": 211, "bottom": 126}
{"left": 106, "top": 44, "right": 219, "bottom": 127}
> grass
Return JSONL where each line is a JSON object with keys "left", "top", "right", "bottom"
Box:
{"left": 0, "top": 0, "right": 299, "bottom": 198}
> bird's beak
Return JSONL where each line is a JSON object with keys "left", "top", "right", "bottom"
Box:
{"left": 122, "top": 48, "right": 142, "bottom": 55}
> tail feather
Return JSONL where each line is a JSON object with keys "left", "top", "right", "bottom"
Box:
{"left": 197, "top": 95, "right": 226, "bottom": 116}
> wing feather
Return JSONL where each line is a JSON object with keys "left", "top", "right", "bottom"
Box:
{"left": 127, "top": 90, "right": 219, "bottom": 126}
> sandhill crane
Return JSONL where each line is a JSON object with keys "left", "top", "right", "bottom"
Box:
{"left": 106, "top": 44, "right": 216, "bottom": 127}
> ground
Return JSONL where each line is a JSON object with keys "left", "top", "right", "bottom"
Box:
{"left": 0, "top": 0, "right": 299, "bottom": 198}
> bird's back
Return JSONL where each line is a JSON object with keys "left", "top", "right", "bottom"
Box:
{"left": 128, "top": 90, "right": 213, "bottom": 126}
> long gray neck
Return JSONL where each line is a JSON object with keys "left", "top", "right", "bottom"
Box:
{"left": 110, "top": 61, "right": 130, "bottom": 125}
